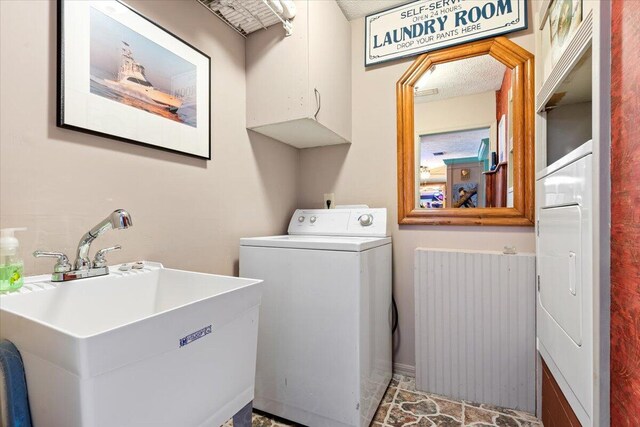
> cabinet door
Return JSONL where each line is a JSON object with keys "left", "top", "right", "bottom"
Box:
{"left": 308, "top": 0, "right": 351, "bottom": 141}
{"left": 246, "top": 0, "right": 309, "bottom": 128}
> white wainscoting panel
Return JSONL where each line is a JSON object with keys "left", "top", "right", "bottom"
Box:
{"left": 414, "top": 249, "right": 536, "bottom": 413}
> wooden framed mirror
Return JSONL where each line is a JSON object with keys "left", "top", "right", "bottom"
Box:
{"left": 397, "top": 37, "right": 534, "bottom": 226}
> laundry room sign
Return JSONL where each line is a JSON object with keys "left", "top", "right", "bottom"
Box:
{"left": 365, "top": 0, "right": 527, "bottom": 66}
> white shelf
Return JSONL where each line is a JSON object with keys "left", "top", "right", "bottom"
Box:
{"left": 547, "top": 48, "right": 592, "bottom": 108}
{"left": 536, "top": 10, "right": 594, "bottom": 112}
{"left": 536, "top": 139, "right": 593, "bottom": 180}
{"left": 198, "top": 0, "right": 294, "bottom": 37}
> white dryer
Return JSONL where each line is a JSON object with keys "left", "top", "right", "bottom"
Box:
{"left": 240, "top": 208, "right": 392, "bottom": 427}
{"left": 536, "top": 141, "right": 593, "bottom": 425}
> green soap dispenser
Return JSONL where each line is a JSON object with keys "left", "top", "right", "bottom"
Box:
{"left": 0, "top": 228, "right": 26, "bottom": 292}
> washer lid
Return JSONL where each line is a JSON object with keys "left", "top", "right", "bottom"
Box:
{"left": 240, "top": 235, "right": 391, "bottom": 252}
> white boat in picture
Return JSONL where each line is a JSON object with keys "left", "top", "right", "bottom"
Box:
{"left": 103, "top": 42, "right": 183, "bottom": 112}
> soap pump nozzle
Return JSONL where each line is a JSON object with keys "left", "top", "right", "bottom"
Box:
{"left": 0, "top": 228, "right": 27, "bottom": 257}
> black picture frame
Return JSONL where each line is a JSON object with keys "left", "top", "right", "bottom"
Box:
{"left": 56, "top": 0, "right": 212, "bottom": 160}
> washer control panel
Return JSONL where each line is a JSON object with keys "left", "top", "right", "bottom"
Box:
{"left": 288, "top": 208, "right": 387, "bottom": 237}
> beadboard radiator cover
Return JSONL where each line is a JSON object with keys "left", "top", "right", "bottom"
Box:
{"left": 414, "top": 249, "right": 536, "bottom": 413}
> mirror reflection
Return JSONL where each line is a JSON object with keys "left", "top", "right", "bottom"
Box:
{"left": 415, "top": 54, "right": 514, "bottom": 209}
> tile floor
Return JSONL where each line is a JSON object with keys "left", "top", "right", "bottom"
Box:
{"left": 225, "top": 374, "right": 543, "bottom": 427}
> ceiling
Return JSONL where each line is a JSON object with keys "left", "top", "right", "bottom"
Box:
{"left": 336, "top": 0, "right": 407, "bottom": 20}
{"left": 415, "top": 55, "right": 507, "bottom": 103}
{"left": 420, "top": 127, "right": 490, "bottom": 168}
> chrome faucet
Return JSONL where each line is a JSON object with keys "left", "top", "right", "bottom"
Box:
{"left": 74, "top": 209, "right": 132, "bottom": 270}
{"left": 33, "top": 209, "right": 132, "bottom": 282}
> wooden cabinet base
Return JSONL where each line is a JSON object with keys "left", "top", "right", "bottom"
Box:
{"left": 541, "top": 360, "right": 582, "bottom": 427}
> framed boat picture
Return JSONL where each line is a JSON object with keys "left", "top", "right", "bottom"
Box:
{"left": 58, "top": 0, "right": 211, "bottom": 159}
{"left": 547, "top": 0, "right": 582, "bottom": 65}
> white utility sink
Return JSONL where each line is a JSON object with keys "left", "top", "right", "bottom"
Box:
{"left": 0, "top": 262, "right": 263, "bottom": 427}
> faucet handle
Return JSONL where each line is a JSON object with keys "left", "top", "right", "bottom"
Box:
{"left": 33, "top": 251, "right": 72, "bottom": 273}
{"left": 93, "top": 245, "right": 122, "bottom": 268}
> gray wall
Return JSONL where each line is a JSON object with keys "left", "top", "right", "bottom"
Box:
{"left": 0, "top": 0, "right": 299, "bottom": 276}
{"left": 546, "top": 102, "right": 593, "bottom": 165}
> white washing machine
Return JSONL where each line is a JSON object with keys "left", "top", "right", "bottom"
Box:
{"left": 240, "top": 208, "right": 392, "bottom": 427}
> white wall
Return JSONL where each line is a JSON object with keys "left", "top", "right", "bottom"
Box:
{"left": 0, "top": 0, "right": 299, "bottom": 276}
{"left": 297, "top": 16, "right": 536, "bottom": 369}
{"left": 415, "top": 91, "right": 497, "bottom": 153}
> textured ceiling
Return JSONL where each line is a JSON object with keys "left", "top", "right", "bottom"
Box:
{"left": 420, "top": 127, "right": 490, "bottom": 167}
{"left": 415, "top": 55, "right": 507, "bottom": 103}
{"left": 336, "top": 0, "right": 407, "bottom": 20}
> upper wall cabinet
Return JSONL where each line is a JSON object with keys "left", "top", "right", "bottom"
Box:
{"left": 246, "top": 0, "right": 351, "bottom": 149}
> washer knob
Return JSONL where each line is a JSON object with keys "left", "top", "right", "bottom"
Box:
{"left": 298, "top": 216, "right": 305, "bottom": 222}
{"left": 359, "top": 214, "right": 373, "bottom": 226}
{"left": 310, "top": 216, "right": 317, "bottom": 223}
